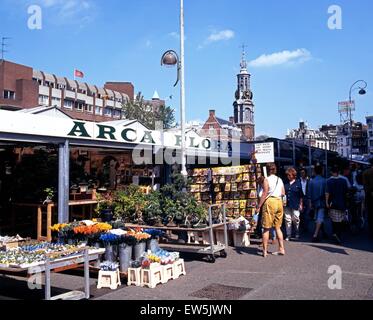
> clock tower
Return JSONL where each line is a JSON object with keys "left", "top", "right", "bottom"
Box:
{"left": 233, "top": 47, "right": 255, "bottom": 141}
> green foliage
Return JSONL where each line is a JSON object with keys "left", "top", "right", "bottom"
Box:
{"left": 112, "top": 185, "right": 147, "bottom": 221}
{"left": 143, "top": 191, "right": 163, "bottom": 222}
{"left": 44, "top": 188, "right": 55, "bottom": 200}
{"left": 122, "top": 92, "right": 175, "bottom": 130}
{"left": 96, "top": 173, "right": 208, "bottom": 226}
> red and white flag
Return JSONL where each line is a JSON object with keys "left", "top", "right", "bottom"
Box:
{"left": 74, "top": 69, "right": 84, "bottom": 78}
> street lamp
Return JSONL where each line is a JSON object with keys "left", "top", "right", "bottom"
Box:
{"left": 161, "top": 0, "right": 187, "bottom": 178}
{"left": 348, "top": 80, "right": 368, "bottom": 160}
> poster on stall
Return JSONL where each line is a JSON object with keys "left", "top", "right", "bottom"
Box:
{"left": 254, "top": 142, "right": 275, "bottom": 164}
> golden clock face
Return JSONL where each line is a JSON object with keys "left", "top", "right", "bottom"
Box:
{"left": 243, "top": 90, "right": 252, "bottom": 100}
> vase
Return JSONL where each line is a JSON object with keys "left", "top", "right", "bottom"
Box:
{"left": 133, "top": 242, "right": 146, "bottom": 261}
{"left": 104, "top": 244, "right": 116, "bottom": 262}
{"left": 93, "top": 241, "right": 101, "bottom": 248}
{"left": 119, "top": 243, "right": 133, "bottom": 273}
{"left": 146, "top": 238, "right": 159, "bottom": 253}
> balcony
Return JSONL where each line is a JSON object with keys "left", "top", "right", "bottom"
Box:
{"left": 39, "top": 86, "right": 50, "bottom": 96}
{"left": 65, "top": 90, "right": 76, "bottom": 99}
{"left": 51, "top": 88, "right": 62, "bottom": 99}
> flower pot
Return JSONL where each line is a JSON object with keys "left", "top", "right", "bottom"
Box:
{"left": 119, "top": 243, "right": 133, "bottom": 273}
{"left": 133, "top": 242, "right": 146, "bottom": 261}
{"left": 79, "top": 183, "right": 88, "bottom": 193}
{"left": 93, "top": 241, "right": 101, "bottom": 248}
{"left": 113, "top": 244, "right": 119, "bottom": 260}
{"left": 101, "top": 209, "right": 113, "bottom": 222}
{"left": 104, "top": 244, "right": 116, "bottom": 262}
{"left": 146, "top": 239, "right": 159, "bottom": 253}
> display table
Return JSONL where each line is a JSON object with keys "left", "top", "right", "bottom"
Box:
{"left": 0, "top": 247, "right": 105, "bottom": 300}
{"left": 12, "top": 201, "right": 98, "bottom": 241}
{"left": 126, "top": 204, "right": 228, "bottom": 263}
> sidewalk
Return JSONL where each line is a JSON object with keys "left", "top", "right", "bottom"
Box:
{"left": 1, "top": 231, "right": 373, "bottom": 300}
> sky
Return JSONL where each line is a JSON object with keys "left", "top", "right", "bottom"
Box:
{"left": 0, "top": 0, "right": 372, "bottom": 138}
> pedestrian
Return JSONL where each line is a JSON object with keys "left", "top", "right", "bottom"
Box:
{"left": 256, "top": 163, "right": 286, "bottom": 257}
{"left": 363, "top": 158, "right": 373, "bottom": 238}
{"left": 299, "top": 168, "right": 310, "bottom": 232}
{"left": 352, "top": 173, "right": 365, "bottom": 231}
{"left": 326, "top": 165, "right": 349, "bottom": 244}
{"left": 308, "top": 165, "right": 327, "bottom": 242}
{"left": 284, "top": 167, "right": 303, "bottom": 241}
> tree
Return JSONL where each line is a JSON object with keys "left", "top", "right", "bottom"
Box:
{"left": 122, "top": 92, "right": 175, "bottom": 130}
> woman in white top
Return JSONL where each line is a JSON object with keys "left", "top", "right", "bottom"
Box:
{"left": 256, "top": 163, "right": 286, "bottom": 257}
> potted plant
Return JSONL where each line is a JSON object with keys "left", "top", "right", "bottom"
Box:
{"left": 118, "top": 234, "right": 136, "bottom": 273}
{"left": 79, "top": 181, "right": 89, "bottom": 193}
{"left": 129, "top": 230, "right": 151, "bottom": 261}
{"left": 70, "top": 184, "right": 79, "bottom": 195}
{"left": 43, "top": 187, "right": 55, "bottom": 205}
{"left": 96, "top": 192, "right": 114, "bottom": 222}
{"left": 112, "top": 186, "right": 147, "bottom": 223}
{"left": 99, "top": 233, "right": 121, "bottom": 263}
{"left": 143, "top": 191, "right": 163, "bottom": 226}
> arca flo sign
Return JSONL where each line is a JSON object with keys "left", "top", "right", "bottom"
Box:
{"left": 67, "top": 121, "right": 213, "bottom": 150}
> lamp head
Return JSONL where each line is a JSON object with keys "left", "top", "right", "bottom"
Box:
{"left": 161, "top": 51, "right": 178, "bottom": 67}
{"left": 359, "top": 88, "right": 367, "bottom": 95}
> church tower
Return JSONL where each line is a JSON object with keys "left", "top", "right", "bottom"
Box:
{"left": 233, "top": 47, "right": 255, "bottom": 141}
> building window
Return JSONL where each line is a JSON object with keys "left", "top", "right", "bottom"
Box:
{"left": 85, "top": 104, "right": 93, "bottom": 113}
{"left": 51, "top": 97, "right": 61, "bottom": 106}
{"left": 104, "top": 108, "right": 112, "bottom": 117}
{"left": 3, "top": 90, "right": 15, "bottom": 100}
{"left": 113, "top": 109, "right": 121, "bottom": 118}
{"left": 95, "top": 106, "right": 103, "bottom": 116}
{"left": 63, "top": 100, "right": 73, "bottom": 109}
{"left": 75, "top": 103, "right": 84, "bottom": 112}
{"left": 39, "top": 95, "right": 49, "bottom": 105}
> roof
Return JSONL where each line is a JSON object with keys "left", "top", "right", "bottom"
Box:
{"left": 100, "top": 119, "right": 151, "bottom": 130}
{"left": 17, "top": 106, "right": 73, "bottom": 119}
{"left": 152, "top": 90, "right": 160, "bottom": 100}
{"left": 216, "top": 117, "right": 236, "bottom": 127}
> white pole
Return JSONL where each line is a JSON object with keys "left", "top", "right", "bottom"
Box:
{"left": 180, "top": 0, "right": 187, "bottom": 177}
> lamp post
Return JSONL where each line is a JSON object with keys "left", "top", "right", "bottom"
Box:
{"left": 348, "top": 80, "right": 367, "bottom": 160}
{"left": 161, "top": 0, "right": 187, "bottom": 177}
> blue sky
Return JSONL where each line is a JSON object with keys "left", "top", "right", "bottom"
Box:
{"left": 0, "top": 0, "right": 372, "bottom": 138}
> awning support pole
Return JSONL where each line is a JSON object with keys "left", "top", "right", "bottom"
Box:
{"left": 58, "top": 140, "right": 70, "bottom": 223}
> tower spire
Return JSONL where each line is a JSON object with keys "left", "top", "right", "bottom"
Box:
{"left": 240, "top": 44, "right": 248, "bottom": 72}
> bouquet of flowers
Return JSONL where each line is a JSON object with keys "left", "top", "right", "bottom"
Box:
{"left": 99, "top": 233, "right": 122, "bottom": 245}
{"left": 144, "top": 229, "right": 165, "bottom": 240}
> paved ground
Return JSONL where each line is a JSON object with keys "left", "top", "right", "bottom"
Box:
{"left": 1, "top": 229, "right": 373, "bottom": 300}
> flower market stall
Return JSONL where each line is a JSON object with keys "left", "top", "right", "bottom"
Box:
{"left": 0, "top": 240, "right": 105, "bottom": 300}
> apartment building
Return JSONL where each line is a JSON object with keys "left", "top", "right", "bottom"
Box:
{"left": 286, "top": 121, "right": 330, "bottom": 150}
{"left": 0, "top": 60, "right": 163, "bottom": 122}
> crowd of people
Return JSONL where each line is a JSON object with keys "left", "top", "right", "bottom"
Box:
{"left": 255, "top": 158, "right": 373, "bottom": 258}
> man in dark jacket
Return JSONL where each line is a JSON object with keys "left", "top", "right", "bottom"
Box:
{"left": 326, "top": 165, "right": 349, "bottom": 244}
{"left": 363, "top": 158, "right": 373, "bottom": 238}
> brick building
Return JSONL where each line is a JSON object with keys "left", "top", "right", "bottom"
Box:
{"left": 0, "top": 60, "right": 164, "bottom": 122}
{"left": 200, "top": 110, "right": 242, "bottom": 142}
